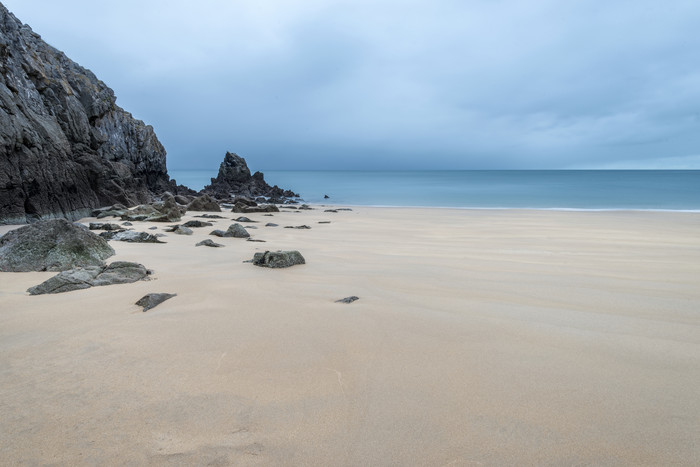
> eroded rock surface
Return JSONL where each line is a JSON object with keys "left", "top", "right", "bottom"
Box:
{"left": 0, "top": 219, "right": 114, "bottom": 271}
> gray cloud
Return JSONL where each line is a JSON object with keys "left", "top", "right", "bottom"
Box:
{"left": 5, "top": 0, "right": 700, "bottom": 169}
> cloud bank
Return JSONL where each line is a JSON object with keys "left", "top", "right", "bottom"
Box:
{"left": 5, "top": 0, "right": 700, "bottom": 170}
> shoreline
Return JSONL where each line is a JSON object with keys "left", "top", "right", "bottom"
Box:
{"left": 1, "top": 206, "right": 699, "bottom": 464}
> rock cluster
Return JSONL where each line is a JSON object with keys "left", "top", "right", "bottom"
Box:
{"left": 0, "top": 4, "right": 177, "bottom": 224}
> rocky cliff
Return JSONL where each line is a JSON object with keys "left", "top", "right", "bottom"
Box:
{"left": 0, "top": 3, "right": 172, "bottom": 224}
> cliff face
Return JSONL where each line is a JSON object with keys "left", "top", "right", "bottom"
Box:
{"left": 0, "top": 3, "right": 172, "bottom": 224}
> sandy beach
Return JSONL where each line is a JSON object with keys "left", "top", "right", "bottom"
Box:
{"left": 1, "top": 206, "right": 699, "bottom": 465}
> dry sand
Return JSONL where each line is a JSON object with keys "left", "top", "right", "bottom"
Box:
{"left": 1, "top": 207, "right": 699, "bottom": 465}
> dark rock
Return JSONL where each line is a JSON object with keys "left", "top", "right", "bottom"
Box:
{"left": 182, "top": 220, "right": 213, "bottom": 228}
{"left": 318, "top": 221, "right": 331, "bottom": 224}
{"left": 299, "top": 204, "right": 313, "bottom": 210}
{"left": 122, "top": 222, "right": 133, "bottom": 226}
{"left": 27, "top": 261, "right": 150, "bottom": 295}
{"left": 96, "top": 210, "right": 126, "bottom": 219}
{"left": 262, "top": 214, "right": 274, "bottom": 217}
{"left": 148, "top": 226, "right": 158, "bottom": 230}
{"left": 194, "top": 214, "right": 225, "bottom": 219}
{"left": 203, "top": 152, "right": 297, "bottom": 201}
{"left": 247, "top": 238, "right": 266, "bottom": 242}
{"left": 0, "top": 219, "right": 114, "bottom": 272}
{"left": 265, "top": 223, "right": 279, "bottom": 227}
{"left": 186, "top": 194, "right": 221, "bottom": 212}
{"left": 102, "top": 230, "right": 165, "bottom": 243}
{"left": 336, "top": 296, "right": 359, "bottom": 304}
{"left": 173, "top": 225, "right": 193, "bottom": 235}
{"left": 252, "top": 250, "right": 305, "bottom": 268}
{"left": 234, "top": 216, "right": 256, "bottom": 223}
{"left": 92, "top": 204, "right": 128, "bottom": 217}
{"left": 244, "top": 225, "right": 258, "bottom": 229}
{"left": 284, "top": 225, "right": 311, "bottom": 229}
{"left": 195, "top": 239, "right": 224, "bottom": 247}
{"left": 136, "top": 293, "right": 176, "bottom": 312}
{"left": 209, "top": 223, "right": 249, "bottom": 238}
{"left": 89, "top": 222, "right": 122, "bottom": 231}
{"left": 324, "top": 195, "right": 330, "bottom": 199}
{"left": 0, "top": 5, "right": 177, "bottom": 224}
{"left": 121, "top": 193, "right": 185, "bottom": 222}
{"left": 324, "top": 209, "right": 338, "bottom": 213}
{"left": 337, "top": 208, "right": 353, "bottom": 211}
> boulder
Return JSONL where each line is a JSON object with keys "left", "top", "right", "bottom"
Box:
{"left": 0, "top": 219, "right": 114, "bottom": 272}
{"left": 252, "top": 250, "right": 305, "bottom": 268}
{"left": 136, "top": 293, "right": 176, "bottom": 312}
{"left": 27, "top": 261, "right": 150, "bottom": 295}
{"left": 187, "top": 194, "right": 221, "bottom": 212}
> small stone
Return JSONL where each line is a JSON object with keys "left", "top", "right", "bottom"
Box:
{"left": 284, "top": 225, "right": 311, "bottom": 229}
{"left": 318, "top": 221, "right": 331, "bottom": 224}
{"left": 136, "top": 293, "right": 177, "bottom": 312}
{"left": 265, "top": 223, "right": 279, "bottom": 227}
{"left": 247, "top": 238, "right": 266, "bottom": 242}
{"left": 196, "top": 239, "right": 224, "bottom": 247}
{"left": 234, "top": 216, "right": 257, "bottom": 223}
{"left": 182, "top": 220, "right": 213, "bottom": 228}
{"left": 336, "top": 296, "right": 359, "bottom": 304}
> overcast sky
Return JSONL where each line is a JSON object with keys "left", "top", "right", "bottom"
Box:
{"left": 5, "top": 0, "right": 700, "bottom": 170}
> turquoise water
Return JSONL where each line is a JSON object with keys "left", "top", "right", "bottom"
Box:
{"left": 168, "top": 170, "right": 700, "bottom": 211}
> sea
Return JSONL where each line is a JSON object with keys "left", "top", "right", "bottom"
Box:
{"left": 168, "top": 170, "right": 700, "bottom": 211}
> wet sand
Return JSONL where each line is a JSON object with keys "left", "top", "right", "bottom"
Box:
{"left": 1, "top": 207, "right": 699, "bottom": 465}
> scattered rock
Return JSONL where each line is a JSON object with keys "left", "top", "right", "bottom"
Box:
{"left": 136, "top": 293, "right": 177, "bottom": 312}
{"left": 174, "top": 195, "right": 191, "bottom": 205}
{"left": 336, "top": 296, "right": 359, "bottom": 304}
{"left": 299, "top": 204, "right": 313, "bottom": 210}
{"left": 196, "top": 239, "right": 224, "bottom": 247}
{"left": 252, "top": 250, "right": 306, "bottom": 268}
{"left": 244, "top": 225, "right": 258, "bottom": 229}
{"left": 318, "top": 221, "right": 331, "bottom": 224}
{"left": 194, "top": 214, "right": 226, "bottom": 219}
{"left": 265, "top": 223, "right": 279, "bottom": 227}
{"left": 182, "top": 220, "right": 213, "bottom": 228}
{"left": 324, "top": 195, "right": 330, "bottom": 199}
{"left": 173, "top": 226, "right": 193, "bottom": 235}
{"left": 247, "top": 238, "right": 266, "bottom": 242}
{"left": 187, "top": 194, "right": 221, "bottom": 212}
{"left": 262, "top": 214, "right": 274, "bottom": 217}
{"left": 122, "top": 222, "right": 133, "bottom": 226}
{"left": 209, "top": 223, "right": 250, "bottom": 238}
{"left": 324, "top": 209, "right": 338, "bottom": 213}
{"left": 284, "top": 225, "right": 311, "bottom": 229}
{"left": 101, "top": 231, "right": 165, "bottom": 243}
{"left": 27, "top": 261, "right": 150, "bottom": 295}
{"left": 234, "top": 216, "right": 257, "bottom": 223}
{"left": 89, "top": 223, "right": 123, "bottom": 231}
{"left": 0, "top": 219, "right": 115, "bottom": 272}
{"left": 337, "top": 208, "right": 353, "bottom": 211}
{"left": 148, "top": 226, "right": 158, "bottom": 230}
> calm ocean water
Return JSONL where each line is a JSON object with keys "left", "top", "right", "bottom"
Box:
{"left": 168, "top": 170, "right": 700, "bottom": 211}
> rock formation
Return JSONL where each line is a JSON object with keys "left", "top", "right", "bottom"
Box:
{"left": 203, "top": 152, "right": 297, "bottom": 201}
{"left": 0, "top": 3, "right": 175, "bottom": 224}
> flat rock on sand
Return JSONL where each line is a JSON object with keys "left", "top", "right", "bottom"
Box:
{"left": 136, "top": 293, "right": 177, "bottom": 312}
{"left": 27, "top": 261, "right": 150, "bottom": 295}
{"left": 0, "top": 219, "right": 114, "bottom": 272}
